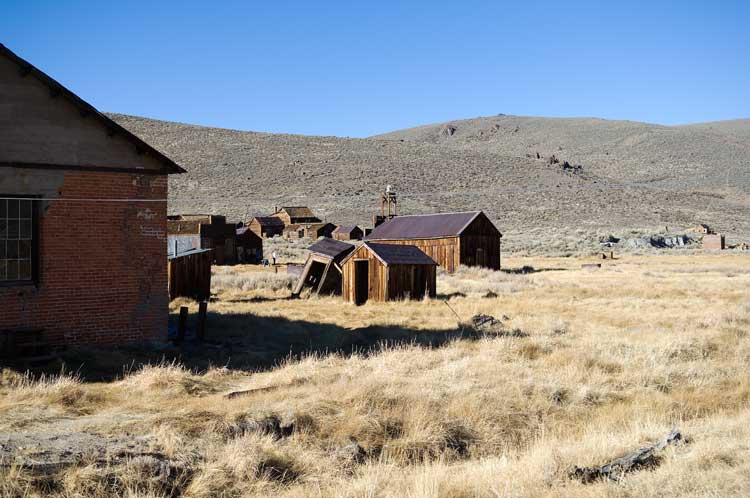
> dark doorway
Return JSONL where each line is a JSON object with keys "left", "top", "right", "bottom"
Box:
{"left": 354, "top": 260, "right": 369, "bottom": 305}
{"left": 476, "top": 248, "right": 485, "bottom": 268}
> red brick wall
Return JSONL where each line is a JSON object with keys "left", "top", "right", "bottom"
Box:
{"left": 0, "top": 170, "right": 169, "bottom": 347}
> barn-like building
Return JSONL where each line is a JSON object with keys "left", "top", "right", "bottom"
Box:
{"left": 365, "top": 211, "right": 502, "bottom": 273}
{"left": 333, "top": 225, "right": 363, "bottom": 241}
{"left": 0, "top": 44, "right": 184, "bottom": 352}
{"left": 271, "top": 206, "right": 321, "bottom": 225}
{"left": 247, "top": 216, "right": 284, "bottom": 238}
{"left": 340, "top": 242, "right": 437, "bottom": 304}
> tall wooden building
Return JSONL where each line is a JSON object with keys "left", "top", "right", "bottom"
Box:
{"left": 365, "top": 211, "right": 502, "bottom": 273}
{"left": 340, "top": 242, "right": 437, "bottom": 304}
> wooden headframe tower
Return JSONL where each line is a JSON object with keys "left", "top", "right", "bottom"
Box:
{"left": 374, "top": 185, "right": 398, "bottom": 228}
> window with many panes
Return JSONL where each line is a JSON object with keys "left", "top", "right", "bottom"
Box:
{"left": 0, "top": 197, "right": 37, "bottom": 284}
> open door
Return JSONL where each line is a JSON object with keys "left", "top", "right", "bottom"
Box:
{"left": 354, "top": 260, "right": 369, "bottom": 305}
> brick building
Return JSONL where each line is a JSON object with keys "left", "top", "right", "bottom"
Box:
{"left": 0, "top": 44, "right": 184, "bottom": 350}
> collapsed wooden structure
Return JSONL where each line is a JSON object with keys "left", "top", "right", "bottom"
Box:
{"left": 292, "top": 238, "right": 354, "bottom": 297}
{"left": 168, "top": 248, "right": 212, "bottom": 300}
{"left": 340, "top": 242, "right": 437, "bottom": 304}
{"left": 365, "top": 211, "right": 502, "bottom": 273}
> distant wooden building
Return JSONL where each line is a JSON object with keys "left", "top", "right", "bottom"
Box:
{"left": 168, "top": 214, "right": 238, "bottom": 265}
{"left": 284, "top": 222, "right": 336, "bottom": 240}
{"left": 236, "top": 226, "right": 263, "bottom": 263}
{"left": 168, "top": 248, "right": 212, "bottom": 300}
{"left": 341, "top": 242, "right": 437, "bottom": 304}
{"left": 292, "top": 238, "right": 354, "bottom": 297}
{"left": 333, "top": 225, "right": 363, "bottom": 241}
{"left": 247, "top": 216, "right": 285, "bottom": 238}
{"left": 271, "top": 206, "right": 321, "bottom": 226}
{"left": 365, "top": 211, "right": 502, "bottom": 273}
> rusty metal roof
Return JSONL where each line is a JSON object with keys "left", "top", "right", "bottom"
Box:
{"left": 358, "top": 242, "right": 437, "bottom": 266}
{"left": 308, "top": 238, "right": 355, "bottom": 259}
{"left": 366, "top": 211, "right": 488, "bottom": 240}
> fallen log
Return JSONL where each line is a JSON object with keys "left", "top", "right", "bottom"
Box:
{"left": 224, "top": 384, "right": 282, "bottom": 399}
{"left": 570, "top": 430, "right": 682, "bottom": 483}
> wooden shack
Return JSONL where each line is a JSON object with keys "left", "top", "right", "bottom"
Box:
{"left": 292, "top": 238, "right": 354, "bottom": 297}
{"left": 168, "top": 248, "right": 212, "bottom": 300}
{"left": 365, "top": 211, "right": 502, "bottom": 273}
{"left": 247, "top": 216, "right": 285, "bottom": 238}
{"left": 236, "top": 226, "right": 263, "bottom": 263}
{"left": 271, "top": 206, "right": 321, "bottom": 225}
{"left": 333, "top": 225, "right": 363, "bottom": 241}
{"left": 340, "top": 242, "right": 437, "bottom": 304}
{"left": 284, "top": 222, "right": 336, "bottom": 240}
{"left": 168, "top": 214, "right": 238, "bottom": 264}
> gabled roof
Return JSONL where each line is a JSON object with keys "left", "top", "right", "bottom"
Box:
{"left": 341, "top": 242, "right": 437, "bottom": 267}
{"left": 366, "top": 211, "right": 499, "bottom": 240}
{"left": 0, "top": 43, "right": 185, "bottom": 174}
{"left": 333, "top": 225, "right": 361, "bottom": 234}
{"left": 274, "top": 206, "right": 319, "bottom": 219}
{"left": 251, "top": 216, "right": 285, "bottom": 226}
{"left": 308, "top": 238, "right": 355, "bottom": 259}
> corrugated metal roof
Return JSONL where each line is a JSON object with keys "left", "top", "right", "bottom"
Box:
{"left": 366, "top": 211, "right": 484, "bottom": 240}
{"left": 364, "top": 242, "right": 437, "bottom": 266}
{"left": 308, "top": 238, "right": 355, "bottom": 259}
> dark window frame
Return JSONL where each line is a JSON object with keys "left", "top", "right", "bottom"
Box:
{"left": 0, "top": 195, "right": 40, "bottom": 287}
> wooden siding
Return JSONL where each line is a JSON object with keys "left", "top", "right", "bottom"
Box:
{"left": 248, "top": 219, "right": 283, "bottom": 238}
{"left": 372, "top": 214, "right": 501, "bottom": 272}
{"left": 342, "top": 245, "right": 436, "bottom": 303}
{"left": 342, "top": 245, "right": 387, "bottom": 302}
{"left": 367, "top": 237, "right": 459, "bottom": 273}
{"left": 458, "top": 213, "right": 501, "bottom": 270}
{"left": 168, "top": 250, "right": 212, "bottom": 300}
{"left": 387, "top": 264, "right": 436, "bottom": 300}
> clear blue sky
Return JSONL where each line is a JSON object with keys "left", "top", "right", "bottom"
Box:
{"left": 3, "top": 1, "right": 749, "bottom": 137}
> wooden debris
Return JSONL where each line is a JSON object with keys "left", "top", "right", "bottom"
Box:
{"left": 570, "top": 430, "right": 682, "bottom": 483}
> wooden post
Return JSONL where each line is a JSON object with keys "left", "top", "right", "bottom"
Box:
{"left": 177, "top": 306, "right": 188, "bottom": 344}
{"left": 197, "top": 301, "right": 208, "bottom": 341}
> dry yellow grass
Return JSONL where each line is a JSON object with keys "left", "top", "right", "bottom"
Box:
{"left": 1, "top": 253, "right": 749, "bottom": 497}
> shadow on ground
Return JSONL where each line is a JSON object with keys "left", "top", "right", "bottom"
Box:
{"left": 19, "top": 310, "right": 477, "bottom": 381}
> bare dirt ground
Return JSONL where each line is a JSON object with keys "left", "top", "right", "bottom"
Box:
{"left": 2, "top": 253, "right": 749, "bottom": 497}
{"left": 110, "top": 113, "right": 750, "bottom": 253}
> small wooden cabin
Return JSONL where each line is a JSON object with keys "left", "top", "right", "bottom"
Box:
{"left": 340, "top": 242, "right": 437, "bottom": 304}
{"left": 247, "top": 216, "right": 285, "bottom": 238}
{"left": 333, "top": 225, "right": 363, "bottom": 241}
{"left": 271, "top": 206, "right": 321, "bottom": 225}
{"left": 236, "top": 226, "right": 263, "bottom": 263}
{"left": 284, "top": 222, "right": 336, "bottom": 240}
{"left": 292, "top": 238, "right": 354, "bottom": 297}
{"left": 365, "top": 211, "right": 502, "bottom": 273}
{"left": 168, "top": 248, "right": 212, "bottom": 300}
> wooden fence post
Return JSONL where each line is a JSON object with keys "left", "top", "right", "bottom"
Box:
{"left": 197, "top": 301, "right": 208, "bottom": 341}
{"left": 177, "top": 306, "right": 188, "bottom": 344}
